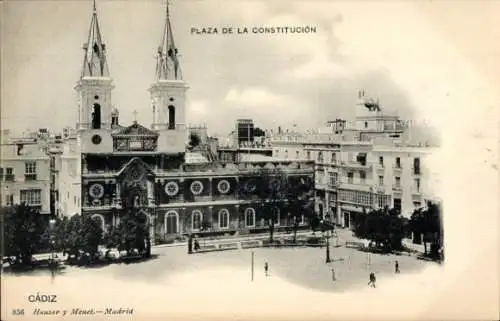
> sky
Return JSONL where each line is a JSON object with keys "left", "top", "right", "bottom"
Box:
{"left": 1, "top": 0, "right": 499, "bottom": 138}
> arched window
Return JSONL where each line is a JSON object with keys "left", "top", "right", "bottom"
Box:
{"left": 244, "top": 208, "right": 255, "bottom": 228}
{"left": 218, "top": 209, "right": 229, "bottom": 229}
{"left": 92, "top": 103, "right": 101, "bottom": 129}
{"left": 91, "top": 214, "right": 106, "bottom": 231}
{"left": 165, "top": 210, "right": 178, "bottom": 234}
{"left": 192, "top": 210, "right": 202, "bottom": 230}
{"left": 168, "top": 105, "right": 175, "bottom": 130}
{"left": 317, "top": 151, "right": 323, "bottom": 162}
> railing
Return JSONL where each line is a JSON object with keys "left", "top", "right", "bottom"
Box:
{"left": 83, "top": 164, "right": 315, "bottom": 177}
{"left": 24, "top": 174, "right": 37, "bottom": 181}
{"left": 338, "top": 161, "right": 372, "bottom": 169}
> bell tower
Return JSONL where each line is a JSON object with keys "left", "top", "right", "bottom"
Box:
{"left": 75, "top": 0, "right": 114, "bottom": 132}
{"left": 149, "top": 1, "right": 188, "bottom": 154}
{"left": 74, "top": 0, "right": 114, "bottom": 154}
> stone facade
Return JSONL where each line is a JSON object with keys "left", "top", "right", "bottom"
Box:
{"left": 80, "top": 153, "right": 315, "bottom": 242}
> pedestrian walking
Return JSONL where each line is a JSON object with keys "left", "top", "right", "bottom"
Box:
{"left": 264, "top": 261, "right": 269, "bottom": 277}
{"left": 331, "top": 268, "right": 336, "bottom": 281}
{"left": 395, "top": 260, "right": 400, "bottom": 274}
{"left": 368, "top": 272, "right": 376, "bottom": 288}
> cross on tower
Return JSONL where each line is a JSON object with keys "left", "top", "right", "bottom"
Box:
{"left": 132, "top": 110, "right": 138, "bottom": 122}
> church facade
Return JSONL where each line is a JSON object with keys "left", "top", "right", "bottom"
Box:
{"left": 58, "top": 2, "right": 315, "bottom": 243}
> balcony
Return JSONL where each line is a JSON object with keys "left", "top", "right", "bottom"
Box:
{"left": 327, "top": 181, "right": 340, "bottom": 189}
{"left": 338, "top": 161, "right": 372, "bottom": 170}
{"left": 392, "top": 166, "right": 402, "bottom": 174}
{"left": 412, "top": 189, "right": 422, "bottom": 198}
{"left": 392, "top": 186, "right": 402, "bottom": 192}
{"left": 24, "top": 174, "right": 37, "bottom": 181}
{"left": 5, "top": 175, "right": 15, "bottom": 182}
{"left": 338, "top": 181, "right": 372, "bottom": 192}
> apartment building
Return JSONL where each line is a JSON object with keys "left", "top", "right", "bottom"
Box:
{"left": 270, "top": 92, "right": 439, "bottom": 228}
{"left": 0, "top": 132, "right": 51, "bottom": 214}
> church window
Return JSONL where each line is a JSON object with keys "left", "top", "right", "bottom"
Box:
{"left": 217, "top": 180, "right": 230, "bottom": 194}
{"left": 91, "top": 134, "right": 102, "bottom": 145}
{"left": 91, "top": 214, "right": 105, "bottom": 231}
{"left": 165, "top": 181, "right": 179, "bottom": 196}
{"left": 192, "top": 210, "right": 202, "bottom": 230}
{"left": 94, "top": 95, "right": 99, "bottom": 100}
{"left": 218, "top": 209, "right": 229, "bottom": 229}
{"left": 168, "top": 105, "right": 175, "bottom": 130}
{"left": 92, "top": 103, "right": 101, "bottom": 129}
{"left": 244, "top": 208, "right": 255, "bottom": 228}
{"left": 190, "top": 181, "right": 204, "bottom": 195}
{"left": 165, "top": 211, "right": 178, "bottom": 234}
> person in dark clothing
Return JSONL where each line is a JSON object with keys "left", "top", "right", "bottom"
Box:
{"left": 395, "top": 260, "right": 400, "bottom": 274}
{"left": 264, "top": 261, "right": 269, "bottom": 277}
{"left": 368, "top": 272, "right": 376, "bottom": 288}
{"left": 194, "top": 239, "right": 200, "bottom": 251}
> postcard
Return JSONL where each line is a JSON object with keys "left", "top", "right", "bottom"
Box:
{"left": 1, "top": 0, "right": 498, "bottom": 320}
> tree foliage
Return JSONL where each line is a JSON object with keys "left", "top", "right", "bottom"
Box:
{"left": 254, "top": 127, "right": 266, "bottom": 137}
{"left": 352, "top": 206, "right": 406, "bottom": 252}
{"left": 187, "top": 133, "right": 201, "bottom": 150}
{"left": 409, "top": 201, "right": 443, "bottom": 258}
{"left": 259, "top": 169, "right": 315, "bottom": 242}
{"left": 51, "top": 214, "right": 103, "bottom": 260}
{"left": 1, "top": 204, "right": 47, "bottom": 265}
{"left": 106, "top": 184, "right": 151, "bottom": 257}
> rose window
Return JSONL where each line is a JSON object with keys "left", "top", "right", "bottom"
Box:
{"left": 164, "top": 181, "right": 179, "bottom": 196}
{"left": 217, "top": 180, "right": 231, "bottom": 194}
{"left": 244, "top": 181, "right": 256, "bottom": 193}
{"left": 89, "top": 183, "right": 105, "bottom": 199}
{"left": 190, "top": 180, "right": 204, "bottom": 195}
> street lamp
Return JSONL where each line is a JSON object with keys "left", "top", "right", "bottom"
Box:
{"left": 49, "top": 218, "right": 56, "bottom": 277}
{"left": 321, "top": 220, "right": 331, "bottom": 264}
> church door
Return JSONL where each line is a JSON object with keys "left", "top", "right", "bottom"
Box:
{"left": 166, "top": 212, "right": 178, "bottom": 234}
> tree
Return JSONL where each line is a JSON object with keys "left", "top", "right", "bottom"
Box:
{"left": 254, "top": 127, "right": 266, "bottom": 137}
{"left": 287, "top": 175, "right": 315, "bottom": 243}
{"left": 352, "top": 206, "right": 405, "bottom": 253}
{"left": 52, "top": 214, "right": 103, "bottom": 263}
{"left": 2, "top": 204, "right": 46, "bottom": 266}
{"left": 107, "top": 184, "right": 151, "bottom": 257}
{"left": 409, "top": 201, "right": 443, "bottom": 258}
{"left": 260, "top": 169, "right": 288, "bottom": 243}
{"left": 424, "top": 201, "right": 443, "bottom": 258}
{"left": 187, "top": 133, "right": 201, "bottom": 150}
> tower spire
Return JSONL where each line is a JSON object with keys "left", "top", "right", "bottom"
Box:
{"left": 81, "top": 0, "right": 110, "bottom": 78}
{"left": 155, "top": 0, "right": 182, "bottom": 81}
